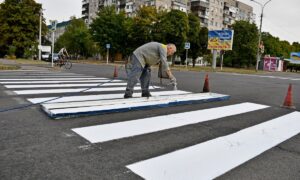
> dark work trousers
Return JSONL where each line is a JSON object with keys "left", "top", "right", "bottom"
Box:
{"left": 124, "top": 54, "right": 151, "bottom": 97}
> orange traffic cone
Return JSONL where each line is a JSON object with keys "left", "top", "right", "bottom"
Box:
{"left": 282, "top": 84, "right": 295, "bottom": 109}
{"left": 113, "top": 66, "right": 118, "bottom": 78}
{"left": 202, "top": 74, "right": 210, "bottom": 93}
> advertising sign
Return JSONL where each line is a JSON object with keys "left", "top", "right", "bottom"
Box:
{"left": 291, "top": 52, "right": 300, "bottom": 60}
{"left": 208, "top": 30, "right": 234, "bottom": 50}
{"left": 263, "top": 57, "right": 278, "bottom": 71}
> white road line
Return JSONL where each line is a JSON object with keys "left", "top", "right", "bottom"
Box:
{"left": 222, "top": 73, "right": 300, "bottom": 81}
{"left": 0, "top": 77, "right": 107, "bottom": 81}
{"left": 5, "top": 82, "right": 128, "bottom": 89}
{"left": 14, "top": 86, "right": 161, "bottom": 95}
{"left": 42, "top": 91, "right": 195, "bottom": 109}
{"left": 0, "top": 79, "right": 123, "bottom": 84}
{"left": 27, "top": 90, "right": 190, "bottom": 104}
{"left": 72, "top": 103, "right": 268, "bottom": 143}
{"left": 127, "top": 112, "right": 300, "bottom": 180}
{"left": 44, "top": 93, "right": 229, "bottom": 119}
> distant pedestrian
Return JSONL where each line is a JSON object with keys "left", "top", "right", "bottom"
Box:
{"left": 124, "top": 42, "right": 177, "bottom": 98}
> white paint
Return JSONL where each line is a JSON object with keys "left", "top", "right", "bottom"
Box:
{"left": 28, "top": 90, "right": 190, "bottom": 104}
{"left": 42, "top": 91, "right": 194, "bottom": 109}
{"left": 72, "top": 102, "right": 267, "bottom": 143}
{"left": 221, "top": 72, "right": 300, "bottom": 81}
{"left": 45, "top": 93, "right": 228, "bottom": 117}
{"left": 0, "top": 77, "right": 107, "bottom": 81}
{"left": 127, "top": 112, "right": 300, "bottom": 180}
{"left": 5, "top": 82, "right": 127, "bottom": 89}
{"left": 15, "top": 86, "right": 161, "bottom": 95}
{"left": 0, "top": 79, "right": 123, "bottom": 84}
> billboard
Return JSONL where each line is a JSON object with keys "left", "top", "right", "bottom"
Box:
{"left": 208, "top": 30, "right": 234, "bottom": 50}
{"left": 291, "top": 52, "right": 300, "bottom": 60}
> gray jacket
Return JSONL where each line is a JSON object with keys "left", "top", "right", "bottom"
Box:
{"left": 133, "top": 42, "right": 169, "bottom": 71}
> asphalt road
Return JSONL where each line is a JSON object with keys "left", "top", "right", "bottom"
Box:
{"left": 0, "top": 62, "right": 299, "bottom": 180}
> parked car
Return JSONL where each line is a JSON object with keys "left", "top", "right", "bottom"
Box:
{"left": 41, "top": 53, "right": 50, "bottom": 61}
{"left": 48, "top": 53, "right": 59, "bottom": 62}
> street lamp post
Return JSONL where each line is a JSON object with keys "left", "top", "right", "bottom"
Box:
{"left": 251, "top": 0, "right": 272, "bottom": 71}
{"left": 38, "top": 9, "right": 42, "bottom": 61}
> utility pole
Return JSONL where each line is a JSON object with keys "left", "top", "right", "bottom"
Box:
{"left": 251, "top": 0, "right": 272, "bottom": 71}
{"left": 38, "top": 9, "right": 42, "bottom": 61}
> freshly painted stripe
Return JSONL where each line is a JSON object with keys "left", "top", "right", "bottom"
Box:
{"left": 15, "top": 86, "right": 161, "bottom": 95}
{"left": 0, "top": 77, "right": 107, "bottom": 81}
{"left": 127, "top": 112, "right": 300, "bottom": 180}
{"left": 72, "top": 102, "right": 266, "bottom": 143}
{"left": 44, "top": 93, "right": 230, "bottom": 119}
{"left": 28, "top": 90, "right": 190, "bottom": 104}
{"left": 42, "top": 91, "right": 193, "bottom": 109}
{"left": 5, "top": 82, "right": 127, "bottom": 89}
{"left": 0, "top": 79, "right": 123, "bottom": 84}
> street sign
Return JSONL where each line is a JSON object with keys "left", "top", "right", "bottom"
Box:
{"left": 106, "top": 44, "right": 110, "bottom": 49}
{"left": 184, "top": 42, "right": 190, "bottom": 49}
{"left": 50, "top": 20, "right": 57, "bottom": 31}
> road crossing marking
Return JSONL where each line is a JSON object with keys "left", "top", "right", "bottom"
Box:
{"left": 72, "top": 102, "right": 268, "bottom": 143}
{"left": 14, "top": 86, "right": 161, "bottom": 95}
{"left": 44, "top": 93, "right": 230, "bottom": 119}
{"left": 0, "top": 77, "right": 108, "bottom": 81}
{"left": 0, "top": 79, "right": 123, "bottom": 84}
{"left": 27, "top": 90, "right": 191, "bottom": 104}
{"left": 4, "top": 82, "right": 128, "bottom": 89}
{"left": 224, "top": 73, "right": 300, "bottom": 81}
{"left": 126, "top": 111, "right": 300, "bottom": 180}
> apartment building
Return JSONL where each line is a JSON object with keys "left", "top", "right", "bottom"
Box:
{"left": 82, "top": 0, "right": 254, "bottom": 29}
{"left": 190, "top": 0, "right": 254, "bottom": 30}
{"left": 82, "top": 0, "right": 189, "bottom": 24}
{"left": 223, "top": 0, "right": 254, "bottom": 29}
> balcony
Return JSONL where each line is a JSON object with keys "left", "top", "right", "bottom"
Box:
{"left": 198, "top": 11, "right": 209, "bottom": 19}
{"left": 191, "top": 0, "right": 209, "bottom": 9}
{"left": 82, "top": 0, "right": 88, "bottom": 5}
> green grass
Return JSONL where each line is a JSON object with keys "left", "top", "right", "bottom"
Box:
{"left": 11, "top": 59, "right": 48, "bottom": 65}
{"left": 0, "top": 63, "right": 20, "bottom": 70}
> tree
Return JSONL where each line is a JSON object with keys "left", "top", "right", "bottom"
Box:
{"left": 199, "top": 27, "right": 209, "bottom": 56}
{"left": 0, "top": 0, "right": 47, "bottom": 58}
{"left": 55, "top": 17, "right": 94, "bottom": 58}
{"left": 90, "top": 6, "right": 127, "bottom": 61}
{"left": 225, "top": 21, "right": 258, "bottom": 68}
{"left": 130, "top": 6, "right": 159, "bottom": 47}
{"left": 187, "top": 13, "right": 201, "bottom": 66}
{"left": 155, "top": 9, "right": 189, "bottom": 61}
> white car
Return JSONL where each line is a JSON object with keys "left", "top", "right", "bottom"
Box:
{"left": 48, "top": 53, "right": 59, "bottom": 62}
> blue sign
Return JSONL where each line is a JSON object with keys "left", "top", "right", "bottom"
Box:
{"left": 106, "top": 44, "right": 110, "bottom": 49}
{"left": 185, "top": 42, "right": 190, "bottom": 49}
{"left": 208, "top": 30, "right": 234, "bottom": 50}
{"left": 291, "top": 52, "right": 300, "bottom": 60}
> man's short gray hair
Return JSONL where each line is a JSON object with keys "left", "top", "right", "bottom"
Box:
{"left": 167, "top": 43, "right": 176, "bottom": 52}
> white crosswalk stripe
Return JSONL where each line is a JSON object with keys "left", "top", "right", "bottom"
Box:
{"left": 4, "top": 82, "right": 128, "bottom": 88}
{"left": 126, "top": 111, "right": 300, "bottom": 180}
{"left": 72, "top": 102, "right": 269, "bottom": 143}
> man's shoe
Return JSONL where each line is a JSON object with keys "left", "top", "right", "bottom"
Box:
{"left": 124, "top": 94, "right": 133, "bottom": 98}
{"left": 141, "top": 92, "right": 152, "bottom": 97}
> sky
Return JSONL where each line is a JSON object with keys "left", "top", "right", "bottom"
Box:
{"left": 0, "top": 0, "right": 299, "bottom": 44}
